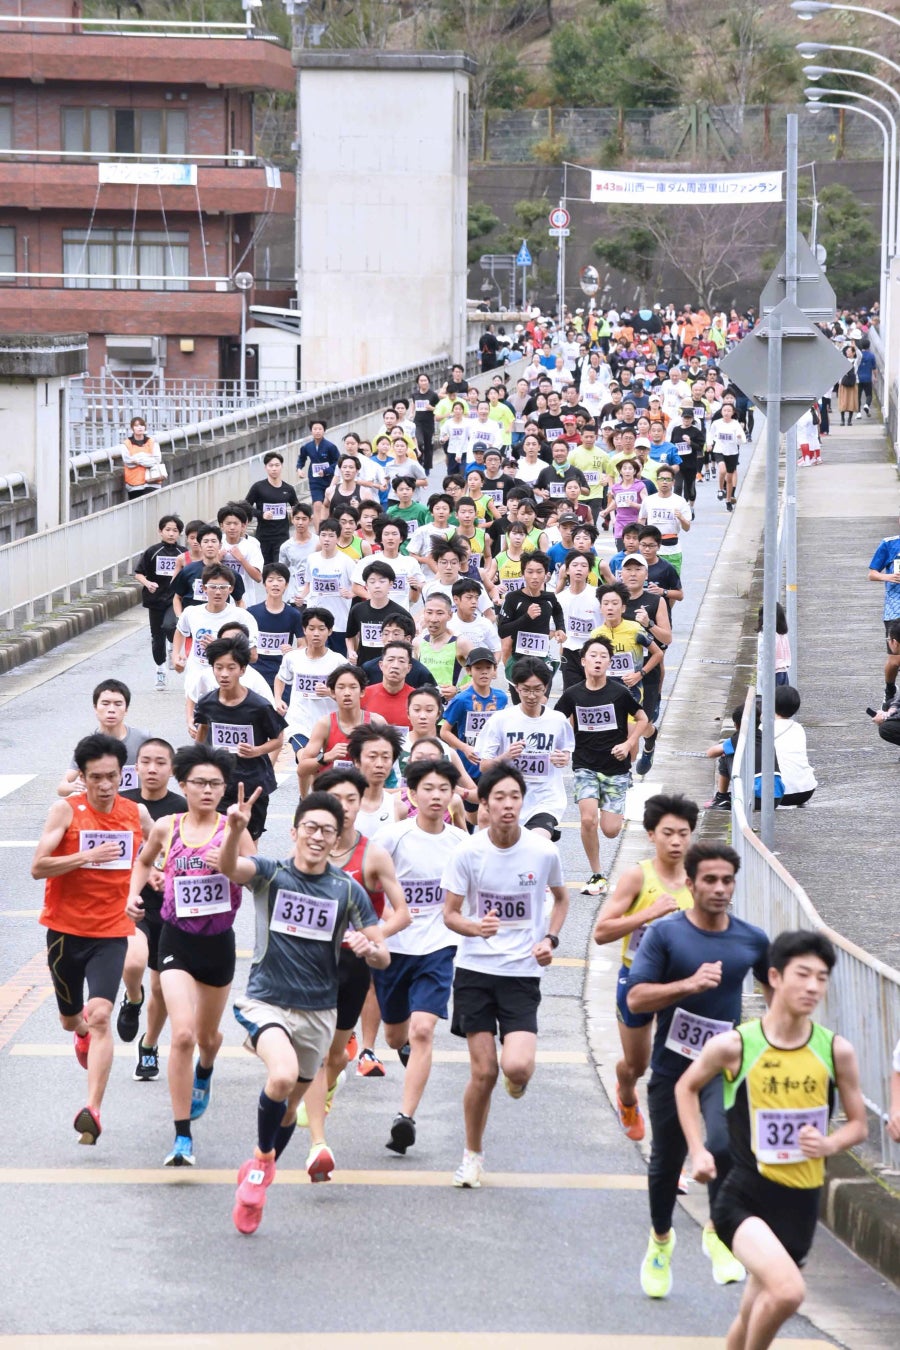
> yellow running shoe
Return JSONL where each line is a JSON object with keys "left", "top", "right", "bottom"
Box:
{"left": 702, "top": 1227, "right": 746, "bottom": 1285}
{"left": 640, "top": 1229, "right": 676, "bottom": 1299}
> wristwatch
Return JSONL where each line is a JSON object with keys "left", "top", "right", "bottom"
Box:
{"left": 543, "top": 933, "right": 560, "bottom": 950}
{"left": 316, "top": 748, "right": 326, "bottom": 764}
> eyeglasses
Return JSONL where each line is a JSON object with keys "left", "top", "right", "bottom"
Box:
{"left": 184, "top": 778, "right": 226, "bottom": 789}
{"left": 204, "top": 584, "right": 231, "bottom": 592}
{"left": 298, "top": 820, "right": 339, "bottom": 840}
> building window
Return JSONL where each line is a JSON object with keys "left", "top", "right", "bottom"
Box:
{"left": 61, "top": 108, "right": 188, "bottom": 157}
{"left": 0, "top": 106, "right": 11, "bottom": 152}
{"left": 0, "top": 227, "right": 14, "bottom": 285}
{"left": 62, "top": 229, "right": 189, "bottom": 290}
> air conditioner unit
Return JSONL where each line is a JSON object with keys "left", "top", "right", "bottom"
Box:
{"left": 106, "top": 335, "right": 160, "bottom": 363}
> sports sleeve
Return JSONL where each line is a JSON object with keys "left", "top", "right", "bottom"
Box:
{"left": 440, "top": 844, "right": 471, "bottom": 897}
{"left": 474, "top": 709, "right": 506, "bottom": 761}
{"left": 750, "top": 929, "right": 771, "bottom": 989}
{"left": 869, "top": 541, "right": 889, "bottom": 571}
{"left": 247, "top": 855, "right": 275, "bottom": 894}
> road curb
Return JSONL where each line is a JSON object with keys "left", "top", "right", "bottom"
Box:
{"left": 0, "top": 583, "right": 143, "bottom": 675}
{"left": 821, "top": 1152, "right": 900, "bottom": 1285}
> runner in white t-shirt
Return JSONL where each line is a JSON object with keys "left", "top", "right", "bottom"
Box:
{"left": 442, "top": 762, "right": 568, "bottom": 1188}
{"left": 372, "top": 758, "right": 467, "bottom": 1157}
{"left": 706, "top": 404, "right": 746, "bottom": 511}
{"left": 638, "top": 466, "right": 692, "bottom": 574}
{"left": 274, "top": 606, "right": 346, "bottom": 752}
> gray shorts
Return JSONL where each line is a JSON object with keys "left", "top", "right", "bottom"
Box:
{"left": 233, "top": 996, "right": 337, "bottom": 1082}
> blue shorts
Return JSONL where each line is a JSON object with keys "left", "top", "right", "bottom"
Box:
{"left": 373, "top": 945, "right": 456, "bottom": 1025}
{"left": 616, "top": 962, "right": 652, "bottom": 1029}
{"left": 309, "top": 483, "right": 329, "bottom": 503}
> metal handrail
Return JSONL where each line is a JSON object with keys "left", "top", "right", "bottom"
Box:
{"left": 731, "top": 685, "right": 900, "bottom": 1168}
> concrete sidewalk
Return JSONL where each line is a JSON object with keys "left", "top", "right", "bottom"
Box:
{"left": 773, "top": 420, "right": 900, "bottom": 968}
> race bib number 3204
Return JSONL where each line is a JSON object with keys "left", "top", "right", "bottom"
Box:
{"left": 270, "top": 888, "right": 338, "bottom": 941}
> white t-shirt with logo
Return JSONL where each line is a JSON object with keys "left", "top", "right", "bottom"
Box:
{"left": 559, "top": 588, "right": 602, "bottom": 652}
{"left": 474, "top": 706, "right": 574, "bottom": 820}
{"left": 176, "top": 604, "right": 259, "bottom": 703}
{"left": 639, "top": 492, "right": 690, "bottom": 543}
{"left": 374, "top": 818, "right": 467, "bottom": 957}
{"left": 351, "top": 553, "right": 424, "bottom": 612}
{"left": 305, "top": 551, "right": 355, "bottom": 631}
{"left": 220, "top": 536, "right": 265, "bottom": 607}
{"left": 275, "top": 648, "right": 345, "bottom": 737}
{"left": 441, "top": 827, "right": 563, "bottom": 977}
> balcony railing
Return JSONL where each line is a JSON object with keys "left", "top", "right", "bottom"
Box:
{"left": 0, "top": 13, "right": 281, "bottom": 42}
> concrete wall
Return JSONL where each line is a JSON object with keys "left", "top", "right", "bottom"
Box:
{"left": 295, "top": 52, "right": 473, "bottom": 383}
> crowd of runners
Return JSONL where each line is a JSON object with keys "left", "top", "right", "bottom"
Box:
{"left": 32, "top": 301, "right": 897, "bottom": 1350}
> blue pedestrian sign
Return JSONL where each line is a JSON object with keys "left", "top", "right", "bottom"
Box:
{"left": 516, "top": 241, "right": 532, "bottom": 267}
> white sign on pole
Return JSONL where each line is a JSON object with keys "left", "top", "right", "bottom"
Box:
{"left": 548, "top": 227, "right": 570, "bottom": 238}
{"left": 590, "top": 170, "right": 783, "bottom": 204}
{"left": 98, "top": 163, "right": 198, "bottom": 187}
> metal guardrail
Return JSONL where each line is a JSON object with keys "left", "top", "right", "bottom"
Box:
{"left": 67, "top": 362, "right": 454, "bottom": 469}
{"left": 731, "top": 685, "right": 900, "bottom": 1169}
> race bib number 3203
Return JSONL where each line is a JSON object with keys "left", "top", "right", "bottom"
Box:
{"left": 209, "top": 723, "right": 253, "bottom": 749}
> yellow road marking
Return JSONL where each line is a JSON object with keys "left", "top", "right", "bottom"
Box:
{"left": 0, "top": 1337, "right": 836, "bottom": 1348}
{"left": 0, "top": 953, "right": 54, "bottom": 1052}
{"left": 0, "top": 1168, "right": 644, "bottom": 1190}
{"left": 8, "top": 1045, "right": 589, "bottom": 1064}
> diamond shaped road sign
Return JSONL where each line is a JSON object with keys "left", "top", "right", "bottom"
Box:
{"left": 759, "top": 234, "right": 836, "bottom": 321}
{"left": 721, "top": 297, "right": 850, "bottom": 432}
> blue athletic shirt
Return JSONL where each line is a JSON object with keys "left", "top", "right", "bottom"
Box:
{"left": 244, "top": 856, "right": 377, "bottom": 1009}
{"left": 248, "top": 601, "right": 305, "bottom": 689}
{"left": 627, "top": 910, "right": 769, "bottom": 1081}
{"left": 442, "top": 684, "right": 509, "bottom": 777}
{"left": 869, "top": 535, "right": 900, "bottom": 620}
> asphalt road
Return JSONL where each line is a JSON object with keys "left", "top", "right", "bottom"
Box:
{"left": 0, "top": 439, "right": 885, "bottom": 1346}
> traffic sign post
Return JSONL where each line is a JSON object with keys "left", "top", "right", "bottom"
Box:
{"left": 551, "top": 202, "right": 570, "bottom": 324}
{"left": 515, "top": 240, "right": 532, "bottom": 310}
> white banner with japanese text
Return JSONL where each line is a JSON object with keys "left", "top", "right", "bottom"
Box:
{"left": 590, "top": 171, "right": 783, "bottom": 204}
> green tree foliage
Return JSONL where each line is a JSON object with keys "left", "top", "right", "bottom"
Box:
{"left": 468, "top": 201, "right": 502, "bottom": 264}
{"left": 800, "top": 183, "right": 880, "bottom": 298}
{"left": 549, "top": 1, "right": 683, "bottom": 109}
{"left": 425, "top": 0, "right": 539, "bottom": 110}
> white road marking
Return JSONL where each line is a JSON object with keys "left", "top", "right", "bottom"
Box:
{"left": 0, "top": 775, "right": 34, "bottom": 801}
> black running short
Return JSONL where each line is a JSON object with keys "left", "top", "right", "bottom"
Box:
{"left": 716, "top": 453, "right": 739, "bottom": 473}
{"left": 157, "top": 922, "right": 236, "bottom": 988}
{"left": 137, "top": 908, "right": 164, "bottom": 973}
{"left": 336, "top": 945, "right": 372, "bottom": 1031}
{"left": 46, "top": 929, "right": 127, "bottom": 1017}
{"left": 712, "top": 1166, "right": 821, "bottom": 1268}
{"left": 450, "top": 967, "right": 541, "bottom": 1041}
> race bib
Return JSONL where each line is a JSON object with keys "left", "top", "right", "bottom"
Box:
{"left": 512, "top": 750, "right": 550, "bottom": 778}
{"left": 119, "top": 764, "right": 138, "bottom": 792}
{"left": 575, "top": 704, "right": 616, "bottom": 732}
{"left": 566, "top": 615, "right": 594, "bottom": 639}
{"left": 311, "top": 463, "right": 327, "bottom": 477}
{"left": 174, "top": 873, "right": 231, "bottom": 918}
{"left": 223, "top": 556, "right": 242, "bottom": 574}
{"left": 464, "top": 710, "right": 491, "bottom": 741}
{"left": 545, "top": 427, "right": 563, "bottom": 442}
{"left": 402, "top": 877, "right": 444, "bottom": 916}
{"left": 269, "top": 888, "right": 338, "bottom": 941}
{"left": 332, "top": 759, "right": 353, "bottom": 771}
{"left": 79, "top": 830, "right": 133, "bottom": 870}
{"left": 754, "top": 1107, "right": 829, "bottom": 1164}
{"left": 548, "top": 480, "right": 568, "bottom": 498}
{"left": 515, "top": 630, "right": 550, "bottom": 657}
{"left": 664, "top": 1007, "right": 732, "bottom": 1060}
{"left": 477, "top": 889, "right": 534, "bottom": 929}
{"left": 314, "top": 576, "right": 340, "bottom": 594}
{"left": 156, "top": 554, "right": 178, "bottom": 577}
{"left": 209, "top": 723, "right": 253, "bottom": 749}
{"left": 583, "top": 471, "right": 601, "bottom": 487}
{"left": 262, "top": 503, "right": 288, "bottom": 521}
{"left": 391, "top": 575, "right": 409, "bottom": 594}
{"left": 625, "top": 922, "right": 648, "bottom": 960}
{"left": 893, "top": 557, "right": 900, "bottom": 575}
{"left": 293, "top": 671, "right": 321, "bottom": 696}
{"left": 609, "top": 652, "right": 635, "bottom": 675}
{"left": 486, "top": 489, "right": 504, "bottom": 508}
{"left": 502, "top": 576, "right": 525, "bottom": 592}
{"left": 192, "top": 579, "right": 207, "bottom": 601}
{"left": 258, "top": 631, "right": 289, "bottom": 655}
{"left": 414, "top": 399, "right": 429, "bottom": 413}
{"left": 616, "top": 490, "right": 637, "bottom": 507}
{"left": 360, "top": 623, "right": 384, "bottom": 648}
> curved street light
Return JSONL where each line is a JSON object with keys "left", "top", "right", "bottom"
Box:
{"left": 792, "top": 0, "right": 900, "bottom": 30}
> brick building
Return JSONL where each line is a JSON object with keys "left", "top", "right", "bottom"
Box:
{"left": 0, "top": 0, "right": 296, "bottom": 381}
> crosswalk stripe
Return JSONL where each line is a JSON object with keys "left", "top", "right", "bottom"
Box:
{"left": 8, "top": 1044, "right": 589, "bottom": 1064}
{"left": 0, "top": 954, "right": 55, "bottom": 1052}
{"left": 0, "top": 1168, "right": 644, "bottom": 1190}
{"left": 0, "top": 774, "right": 35, "bottom": 801}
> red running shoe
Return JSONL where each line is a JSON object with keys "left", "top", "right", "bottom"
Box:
{"left": 344, "top": 1030, "right": 359, "bottom": 1063}
{"left": 73, "top": 1105, "right": 101, "bottom": 1144}
{"left": 233, "top": 1151, "right": 277, "bottom": 1235}
{"left": 74, "top": 1030, "right": 91, "bottom": 1069}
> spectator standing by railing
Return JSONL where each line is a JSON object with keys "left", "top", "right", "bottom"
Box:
{"left": 122, "top": 417, "right": 165, "bottom": 499}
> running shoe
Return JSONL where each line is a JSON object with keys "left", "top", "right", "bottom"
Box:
{"left": 726, "top": 500, "right": 735, "bottom": 512}
{"left": 164, "top": 1135, "right": 196, "bottom": 1168}
{"left": 397, "top": 1042, "right": 412, "bottom": 1069}
{"left": 716, "top": 488, "right": 726, "bottom": 500}
{"left": 503, "top": 1074, "right": 526, "bottom": 1100}
{"left": 73, "top": 1105, "right": 101, "bottom": 1145}
{"left": 702, "top": 1227, "right": 746, "bottom": 1284}
{"left": 635, "top": 750, "right": 654, "bottom": 778}
{"left": 386, "top": 1113, "right": 416, "bottom": 1154}
{"left": 155, "top": 667, "right": 167, "bottom": 691}
{"left": 705, "top": 791, "right": 732, "bottom": 812}
{"left": 640, "top": 1229, "right": 676, "bottom": 1299}
{"left": 306, "top": 1142, "right": 336, "bottom": 1183}
{"left": 356, "top": 1048, "right": 385, "bottom": 1078}
{"left": 344, "top": 1031, "right": 359, "bottom": 1063}
{"left": 453, "top": 1149, "right": 484, "bottom": 1189}
{"left": 616, "top": 1085, "right": 646, "bottom": 1142}
{"left": 582, "top": 872, "right": 608, "bottom": 896}
{"left": 190, "top": 1064, "right": 212, "bottom": 1120}
{"left": 133, "top": 1039, "right": 160, "bottom": 1082}
{"left": 73, "top": 1029, "right": 91, "bottom": 1069}
{"left": 116, "top": 988, "right": 143, "bottom": 1043}
{"left": 233, "top": 1152, "right": 277, "bottom": 1235}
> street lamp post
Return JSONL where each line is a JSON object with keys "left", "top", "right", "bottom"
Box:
{"left": 792, "top": 0, "right": 900, "bottom": 31}
{"left": 234, "top": 271, "right": 254, "bottom": 398}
